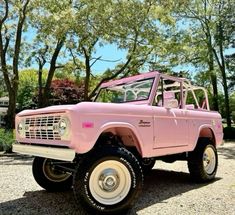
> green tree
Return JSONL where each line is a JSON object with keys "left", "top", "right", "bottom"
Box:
{"left": 54, "top": 61, "right": 84, "bottom": 84}
{"left": 0, "top": 0, "right": 31, "bottom": 128}
{"left": 67, "top": 0, "right": 175, "bottom": 100}
{"left": 212, "top": 0, "right": 235, "bottom": 127}
{"left": 172, "top": 0, "right": 235, "bottom": 127}
{"left": 17, "top": 69, "right": 47, "bottom": 110}
{"left": 26, "top": 0, "right": 74, "bottom": 107}
{"left": 160, "top": 1, "right": 219, "bottom": 112}
{"left": 225, "top": 52, "right": 235, "bottom": 94}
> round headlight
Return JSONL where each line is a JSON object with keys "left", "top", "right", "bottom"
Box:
{"left": 58, "top": 119, "right": 67, "bottom": 136}
{"left": 17, "top": 121, "right": 24, "bottom": 136}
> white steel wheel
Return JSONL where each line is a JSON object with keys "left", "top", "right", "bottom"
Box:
{"left": 89, "top": 160, "right": 131, "bottom": 205}
{"left": 42, "top": 159, "right": 71, "bottom": 182}
{"left": 203, "top": 146, "right": 216, "bottom": 175}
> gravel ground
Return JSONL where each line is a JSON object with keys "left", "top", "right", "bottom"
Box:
{"left": 0, "top": 142, "right": 235, "bottom": 215}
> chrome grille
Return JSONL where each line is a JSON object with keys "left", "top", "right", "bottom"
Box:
{"left": 25, "top": 115, "right": 62, "bottom": 140}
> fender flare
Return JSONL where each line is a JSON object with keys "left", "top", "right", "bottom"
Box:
{"left": 95, "top": 122, "right": 144, "bottom": 154}
{"left": 193, "top": 124, "right": 215, "bottom": 150}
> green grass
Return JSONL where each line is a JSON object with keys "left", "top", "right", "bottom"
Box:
{"left": 0, "top": 128, "right": 14, "bottom": 152}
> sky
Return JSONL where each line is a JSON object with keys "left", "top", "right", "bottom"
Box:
{"left": 23, "top": 28, "right": 128, "bottom": 75}
{"left": 88, "top": 44, "right": 127, "bottom": 74}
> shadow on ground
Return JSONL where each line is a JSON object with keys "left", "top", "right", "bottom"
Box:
{"left": 217, "top": 142, "right": 235, "bottom": 160}
{"left": 0, "top": 168, "right": 220, "bottom": 215}
{"left": 0, "top": 153, "right": 33, "bottom": 165}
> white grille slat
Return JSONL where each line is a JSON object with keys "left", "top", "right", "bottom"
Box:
{"left": 25, "top": 115, "right": 62, "bottom": 140}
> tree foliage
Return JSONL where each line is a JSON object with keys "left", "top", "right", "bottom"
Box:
{"left": 49, "top": 79, "right": 84, "bottom": 105}
{"left": 17, "top": 69, "right": 47, "bottom": 111}
{"left": 0, "top": 0, "right": 234, "bottom": 129}
{"left": 0, "top": 0, "right": 31, "bottom": 128}
{"left": 151, "top": 0, "right": 235, "bottom": 126}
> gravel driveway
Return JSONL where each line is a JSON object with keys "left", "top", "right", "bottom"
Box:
{"left": 1, "top": 142, "right": 235, "bottom": 215}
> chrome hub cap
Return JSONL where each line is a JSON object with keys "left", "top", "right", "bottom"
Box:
{"left": 89, "top": 160, "right": 131, "bottom": 205}
{"left": 99, "top": 169, "right": 120, "bottom": 192}
{"left": 203, "top": 146, "right": 216, "bottom": 175}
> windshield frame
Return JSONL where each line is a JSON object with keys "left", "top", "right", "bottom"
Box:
{"left": 94, "top": 77, "right": 156, "bottom": 104}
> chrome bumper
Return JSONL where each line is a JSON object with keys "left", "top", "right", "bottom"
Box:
{"left": 13, "top": 143, "right": 75, "bottom": 161}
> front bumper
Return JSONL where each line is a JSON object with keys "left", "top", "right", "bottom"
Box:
{"left": 13, "top": 142, "right": 75, "bottom": 161}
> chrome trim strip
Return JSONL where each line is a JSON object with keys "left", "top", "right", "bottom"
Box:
{"left": 12, "top": 143, "right": 75, "bottom": 161}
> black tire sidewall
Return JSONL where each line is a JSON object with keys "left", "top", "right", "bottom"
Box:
{"left": 73, "top": 147, "right": 143, "bottom": 214}
{"left": 188, "top": 140, "right": 218, "bottom": 182}
{"left": 32, "top": 157, "right": 72, "bottom": 191}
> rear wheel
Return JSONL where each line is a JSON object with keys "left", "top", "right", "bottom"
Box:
{"left": 32, "top": 157, "right": 72, "bottom": 191}
{"left": 188, "top": 138, "right": 218, "bottom": 182}
{"left": 73, "top": 146, "right": 143, "bottom": 214}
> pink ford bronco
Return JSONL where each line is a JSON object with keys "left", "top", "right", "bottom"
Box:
{"left": 13, "top": 71, "right": 223, "bottom": 214}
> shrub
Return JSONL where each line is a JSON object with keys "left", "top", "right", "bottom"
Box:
{"left": 223, "top": 127, "right": 235, "bottom": 140}
{"left": 0, "top": 129, "right": 14, "bottom": 152}
{"left": 49, "top": 79, "right": 85, "bottom": 105}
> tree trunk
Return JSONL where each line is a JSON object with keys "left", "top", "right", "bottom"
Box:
{"left": 38, "top": 63, "right": 43, "bottom": 108}
{"left": 40, "top": 38, "right": 65, "bottom": 107}
{"left": 0, "top": 0, "right": 30, "bottom": 129}
{"left": 222, "top": 75, "right": 231, "bottom": 127}
{"left": 208, "top": 53, "right": 219, "bottom": 111}
{"left": 210, "top": 73, "right": 219, "bottom": 111}
{"left": 6, "top": 90, "right": 16, "bottom": 129}
{"left": 83, "top": 48, "right": 90, "bottom": 101}
{"left": 206, "top": 29, "right": 219, "bottom": 111}
{"left": 213, "top": 21, "right": 231, "bottom": 127}
{"left": 220, "top": 60, "right": 231, "bottom": 127}
{"left": 219, "top": 22, "right": 231, "bottom": 127}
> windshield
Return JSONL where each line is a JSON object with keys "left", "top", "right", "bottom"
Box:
{"left": 95, "top": 78, "right": 154, "bottom": 103}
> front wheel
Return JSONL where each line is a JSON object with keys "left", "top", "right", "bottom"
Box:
{"left": 32, "top": 157, "right": 73, "bottom": 191}
{"left": 188, "top": 140, "right": 218, "bottom": 182}
{"left": 73, "top": 146, "right": 143, "bottom": 214}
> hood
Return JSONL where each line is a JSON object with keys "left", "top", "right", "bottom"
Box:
{"left": 16, "top": 101, "right": 149, "bottom": 117}
{"left": 17, "top": 104, "right": 78, "bottom": 117}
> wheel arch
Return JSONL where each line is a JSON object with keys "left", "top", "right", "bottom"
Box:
{"left": 195, "top": 125, "right": 216, "bottom": 149}
{"left": 95, "top": 122, "right": 144, "bottom": 156}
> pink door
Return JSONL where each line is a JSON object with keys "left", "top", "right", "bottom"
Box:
{"left": 153, "top": 106, "right": 189, "bottom": 149}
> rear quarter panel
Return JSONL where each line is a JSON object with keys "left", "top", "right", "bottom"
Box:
{"left": 186, "top": 109, "right": 223, "bottom": 150}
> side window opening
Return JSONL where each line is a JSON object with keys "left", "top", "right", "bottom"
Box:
{"left": 185, "top": 89, "right": 207, "bottom": 110}
{"left": 183, "top": 79, "right": 209, "bottom": 110}
{"left": 153, "top": 76, "right": 209, "bottom": 110}
{"left": 155, "top": 77, "right": 182, "bottom": 109}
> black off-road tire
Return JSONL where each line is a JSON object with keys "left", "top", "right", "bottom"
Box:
{"left": 188, "top": 138, "right": 218, "bottom": 182}
{"left": 32, "top": 157, "right": 73, "bottom": 191}
{"left": 73, "top": 146, "right": 143, "bottom": 214}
